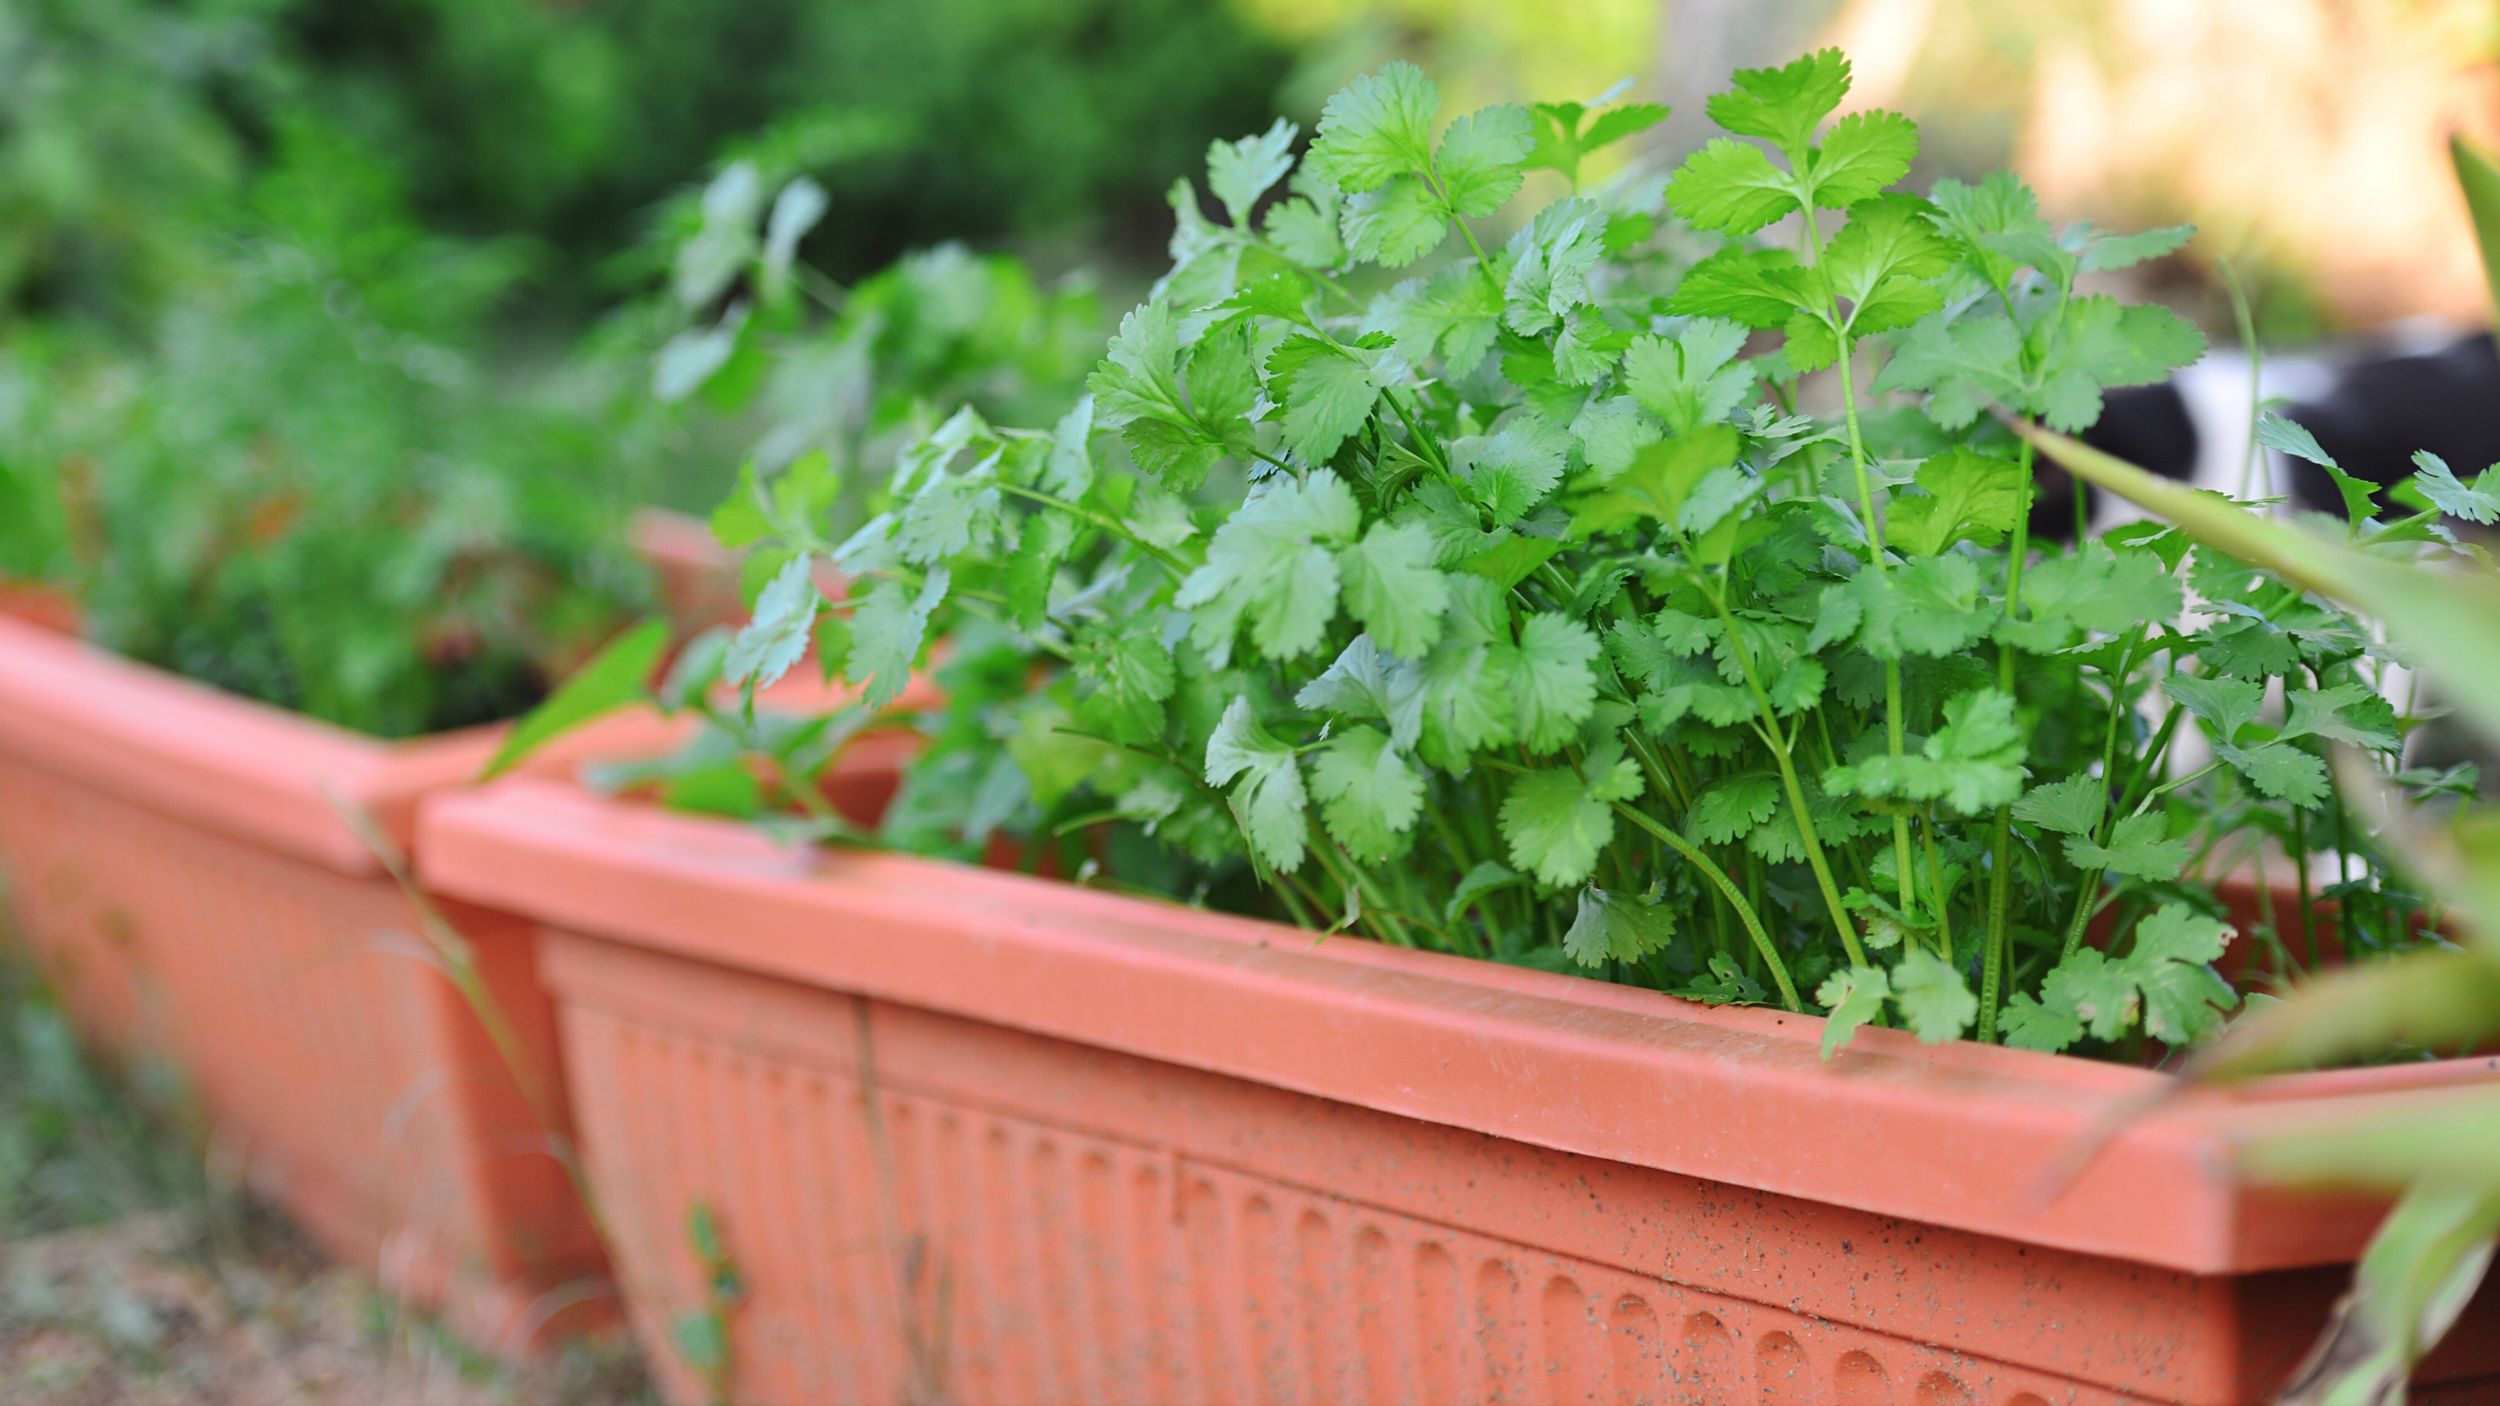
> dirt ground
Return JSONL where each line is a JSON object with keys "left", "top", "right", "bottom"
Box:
{"left": 0, "top": 945, "right": 653, "bottom": 1406}
{"left": 0, "top": 1210, "right": 652, "bottom": 1406}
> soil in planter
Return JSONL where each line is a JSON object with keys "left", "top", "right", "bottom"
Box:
{"left": 93, "top": 574, "right": 623, "bottom": 741}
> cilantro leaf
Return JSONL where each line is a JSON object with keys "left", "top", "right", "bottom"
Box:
{"left": 2079, "top": 223, "right": 2194, "bottom": 273}
{"left": 1459, "top": 412, "right": 1573, "bottom": 525}
{"left": 1513, "top": 612, "right": 1601, "bottom": 752}
{"left": 1309, "top": 62, "right": 1438, "bottom": 191}
{"left": 2256, "top": 411, "right": 2378, "bottom": 525}
{"left": 1309, "top": 726, "right": 1423, "bottom": 863}
{"left": 1806, "top": 110, "right": 1918, "bottom": 209}
{"left": 2283, "top": 683, "right": 2402, "bottom": 752}
{"left": 1386, "top": 266, "right": 1504, "bottom": 376}
{"left": 1072, "top": 616, "right": 1176, "bottom": 744}
{"left": 1850, "top": 554, "right": 1996, "bottom": 658}
{"left": 1208, "top": 119, "right": 1298, "bottom": 226}
{"left": 1297, "top": 634, "right": 1427, "bottom": 751}
{"left": 1817, "top": 192, "right": 1947, "bottom": 333}
{"left": 2162, "top": 673, "right": 2263, "bottom": 740}
{"left": 1501, "top": 743, "right": 1644, "bottom": 887}
{"left": 1580, "top": 99, "right": 1670, "bottom": 153}
{"left": 1527, "top": 94, "right": 1670, "bottom": 186}
{"left": 1571, "top": 424, "right": 1742, "bottom": 536}
{"left": 1884, "top": 448, "right": 2023, "bottom": 556}
{"left": 2125, "top": 904, "right": 2237, "bottom": 1045}
{"left": 2048, "top": 947, "right": 2139, "bottom": 1043}
{"left": 1688, "top": 771, "right": 1780, "bottom": 844}
{"left": 1882, "top": 297, "right": 2203, "bottom": 433}
{"left": 2064, "top": 812, "right": 2191, "bottom": 882}
{"left": 846, "top": 568, "right": 949, "bottom": 711}
{"left": 1667, "top": 246, "right": 1814, "bottom": 326}
{"left": 2029, "top": 296, "right": 2208, "bottom": 431}
{"left": 1815, "top": 963, "right": 1890, "bottom": 1058}
{"left": 1340, "top": 520, "right": 1451, "bottom": 658}
{"left": 1343, "top": 178, "right": 1451, "bottom": 267}
{"left": 1268, "top": 336, "right": 1386, "bottom": 463}
{"left": 1874, "top": 312, "right": 2023, "bottom": 430}
{"left": 2220, "top": 740, "right": 2330, "bottom": 808}
{"left": 1891, "top": 946, "right": 1976, "bottom": 1043}
{"left": 1920, "top": 685, "right": 2040, "bottom": 805}
{"left": 1445, "top": 860, "right": 1523, "bottom": 927}
{"left": 1415, "top": 577, "right": 1523, "bottom": 769}
{"left": 1998, "top": 989, "right": 2083, "bottom": 1053}
{"left": 1571, "top": 394, "right": 1663, "bottom": 478}
{"left": 1437, "top": 105, "right": 1535, "bottom": 216}
{"left": 725, "top": 554, "right": 823, "bottom": 692}
{"left": 2411, "top": 450, "right": 2500, "bottom": 524}
{"left": 1088, "top": 301, "right": 1251, "bottom": 490}
{"left": 1666, "top": 138, "right": 1795, "bottom": 235}
{"left": 1204, "top": 696, "right": 1310, "bottom": 873}
{"left": 2199, "top": 618, "right": 2305, "bottom": 680}
{"left": 2046, "top": 904, "right": 2240, "bottom": 1048}
{"left": 1562, "top": 886, "right": 1677, "bottom": 966}
{"left": 1265, "top": 165, "right": 1348, "bottom": 269}
{"left": 1825, "top": 687, "right": 2027, "bottom": 815}
{"left": 1926, "top": 171, "right": 2054, "bottom": 294}
{"left": 2012, "top": 774, "right": 2106, "bottom": 836}
{"left": 1707, "top": 49, "right": 1851, "bottom": 156}
{"left": 1623, "top": 320, "right": 1755, "bottom": 434}
{"left": 1042, "top": 395, "right": 1097, "bottom": 499}
{"left": 2002, "top": 543, "right": 2182, "bottom": 650}
{"left": 1178, "top": 469, "right": 1362, "bottom": 662}
{"left": 1504, "top": 198, "right": 1608, "bottom": 334}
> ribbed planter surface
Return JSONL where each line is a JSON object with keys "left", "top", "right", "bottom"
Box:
{"left": 0, "top": 514, "right": 788, "bottom": 1355}
{"left": 0, "top": 611, "right": 705, "bottom": 1353}
{"left": 419, "top": 773, "right": 2500, "bottom": 1405}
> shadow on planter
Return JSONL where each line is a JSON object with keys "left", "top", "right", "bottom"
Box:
{"left": 0, "top": 510, "right": 760, "bottom": 1359}
{"left": 416, "top": 754, "right": 2500, "bottom": 1406}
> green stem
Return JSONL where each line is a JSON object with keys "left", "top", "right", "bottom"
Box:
{"left": 1381, "top": 387, "right": 1461, "bottom": 485}
{"left": 2292, "top": 800, "right": 2317, "bottom": 972}
{"left": 1249, "top": 445, "right": 1302, "bottom": 475}
{"left": 2220, "top": 257, "right": 2266, "bottom": 499}
{"left": 1806, "top": 204, "right": 1916, "bottom": 915}
{"left": 1919, "top": 818, "right": 1955, "bottom": 959}
{"left": 1699, "top": 579, "right": 1863, "bottom": 963}
{"left": 994, "top": 482, "right": 1190, "bottom": 576}
{"left": 1880, "top": 662, "right": 1915, "bottom": 910}
{"left": 1609, "top": 803, "right": 1803, "bottom": 1012}
{"left": 2055, "top": 760, "right": 2223, "bottom": 961}
{"left": 950, "top": 590, "right": 1075, "bottom": 661}
{"left": 1979, "top": 440, "right": 2038, "bottom": 1041}
{"left": 2114, "top": 705, "right": 2187, "bottom": 817}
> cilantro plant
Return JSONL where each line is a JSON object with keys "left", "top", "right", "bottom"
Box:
{"left": 610, "top": 157, "right": 1102, "bottom": 595}
{"left": 563, "top": 51, "right": 2456, "bottom": 1060}
{"left": 3, "top": 122, "right": 649, "bottom": 739}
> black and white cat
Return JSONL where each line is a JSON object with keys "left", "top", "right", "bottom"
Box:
{"left": 2071, "top": 325, "right": 2499, "bottom": 803}
{"left": 2069, "top": 326, "right": 2500, "bottom": 534}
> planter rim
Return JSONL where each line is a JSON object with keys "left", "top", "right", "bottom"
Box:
{"left": 0, "top": 613, "right": 698, "bottom": 877}
{"left": 419, "top": 775, "right": 2500, "bottom": 1278}
{"left": 0, "top": 510, "right": 804, "bottom": 876}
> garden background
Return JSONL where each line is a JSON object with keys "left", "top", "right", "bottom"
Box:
{"left": 3, "top": 0, "right": 2496, "bottom": 1399}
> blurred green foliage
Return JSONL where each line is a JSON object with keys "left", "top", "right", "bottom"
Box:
{"left": 0, "top": 0, "right": 1281, "bottom": 736}
{"left": 624, "top": 161, "right": 1103, "bottom": 535}
{"left": 2, "top": 117, "right": 650, "bottom": 737}
{"left": 0, "top": 945, "right": 217, "bottom": 1240}
{"left": 0, "top": 0, "right": 1294, "bottom": 326}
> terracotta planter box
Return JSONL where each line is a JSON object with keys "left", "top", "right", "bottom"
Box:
{"left": 0, "top": 511, "right": 749, "bottom": 1355}
{"left": 419, "top": 769, "right": 2500, "bottom": 1405}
